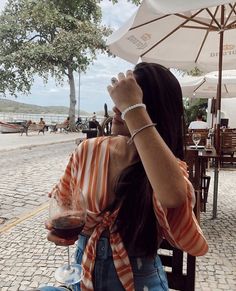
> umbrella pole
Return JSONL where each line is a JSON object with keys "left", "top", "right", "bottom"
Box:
{"left": 212, "top": 5, "right": 224, "bottom": 219}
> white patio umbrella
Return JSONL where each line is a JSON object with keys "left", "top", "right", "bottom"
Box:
{"left": 107, "top": 0, "right": 236, "bottom": 118}
{"left": 107, "top": 0, "right": 236, "bottom": 71}
{"left": 179, "top": 70, "right": 236, "bottom": 128}
{"left": 180, "top": 70, "right": 236, "bottom": 98}
{"left": 107, "top": 0, "right": 236, "bottom": 218}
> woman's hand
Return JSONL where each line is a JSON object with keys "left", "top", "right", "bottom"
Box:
{"left": 107, "top": 70, "right": 143, "bottom": 113}
{"left": 45, "top": 220, "right": 78, "bottom": 246}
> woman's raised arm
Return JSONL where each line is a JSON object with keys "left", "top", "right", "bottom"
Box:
{"left": 107, "top": 71, "right": 187, "bottom": 208}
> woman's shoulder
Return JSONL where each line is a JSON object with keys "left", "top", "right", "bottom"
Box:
{"left": 80, "top": 135, "right": 138, "bottom": 163}
{"left": 79, "top": 135, "right": 129, "bottom": 147}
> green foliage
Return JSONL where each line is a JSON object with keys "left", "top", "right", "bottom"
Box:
{"left": 0, "top": 0, "right": 111, "bottom": 92}
{"left": 109, "top": 0, "right": 140, "bottom": 4}
{"left": 188, "top": 67, "right": 204, "bottom": 77}
{"left": 0, "top": 0, "right": 114, "bottom": 125}
{"left": 181, "top": 66, "right": 208, "bottom": 128}
{"left": 0, "top": 0, "right": 139, "bottom": 125}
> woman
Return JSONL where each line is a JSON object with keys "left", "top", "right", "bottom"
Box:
{"left": 39, "top": 63, "right": 208, "bottom": 291}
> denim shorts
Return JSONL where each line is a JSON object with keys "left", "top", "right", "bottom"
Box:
{"left": 39, "top": 234, "right": 168, "bottom": 291}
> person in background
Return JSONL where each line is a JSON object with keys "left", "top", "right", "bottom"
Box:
{"left": 76, "top": 116, "right": 82, "bottom": 125}
{"left": 21, "top": 120, "right": 32, "bottom": 136}
{"left": 36, "top": 63, "right": 208, "bottom": 291}
{"left": 63, "top": 117, "right": 70, "bottom": 125}
{"left": 38, "top": 117, "right": 46, "bottom": 134}
{"left": 39, "top": 117, "right": 45, "bottom": 126}
{"left": 104, "top": 103, "right": 109, "bottom": 118}
{"left": 92, "top": 112, "right": 97, "bottom": 121}
{"left": 188, "top": 112, "right": 208, "bottom": 130}
{"left": 89, "top": 112, "right": 99, "bottom": 129}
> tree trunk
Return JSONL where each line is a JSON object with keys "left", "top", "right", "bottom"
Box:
{"left": 68, "top": 66, "right": 76, "bottom": 130}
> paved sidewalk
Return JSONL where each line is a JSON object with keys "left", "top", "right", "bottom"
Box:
{"left": 0, "top": 131, "right": 85, "bottom": 151}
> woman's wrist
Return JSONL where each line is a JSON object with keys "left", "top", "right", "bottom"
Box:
{"left": 124, "top": 106, "right": 152, "bottom": 129}
{"left": 127, "top": 123, "right": 157, "bottom": 145}
{"left": 121, "top": 103, "right": 146, "bottom": 120}
{"left": 122, "top": 105, "right": 149, "bottom": 126}
{"left": 124, "top": 107, "right": 157, "bottom": 144}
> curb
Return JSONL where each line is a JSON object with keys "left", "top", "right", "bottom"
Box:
{"left": 0, "top": 138, "right": 78, "bottom": 152}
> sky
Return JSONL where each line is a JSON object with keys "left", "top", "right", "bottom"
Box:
{"left": 0, "top": 0, "right": 138, "bottom": 113}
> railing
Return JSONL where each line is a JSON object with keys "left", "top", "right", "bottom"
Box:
{"left": 0, "top": 112, "right": 105, "bottom": 124}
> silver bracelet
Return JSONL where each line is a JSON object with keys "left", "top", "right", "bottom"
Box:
{"left": 121, "top": 103, "right": 146, "bottom": 120}
{"left": 127, "top": 123, "right": 157, "bottom": 145}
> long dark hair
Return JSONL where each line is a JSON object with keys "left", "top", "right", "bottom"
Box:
{"left": 109, "top": 63, "right": 185, "bottom": 256}
{"left": 134, "top": 62, "right": 184, "bottom": 160}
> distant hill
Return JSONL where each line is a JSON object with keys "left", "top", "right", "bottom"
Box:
{"left": 0, "top": 98, "right": 89, "bottom": 116}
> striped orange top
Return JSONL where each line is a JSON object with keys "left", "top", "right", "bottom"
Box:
{"left": 51, "top": 136, "right": 208, "bottom": 291}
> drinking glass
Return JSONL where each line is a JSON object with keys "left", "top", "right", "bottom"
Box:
{"left": 49, "top": 187, "right": 86, "bottom": 287}
{"left": 221, "top": 126, "right": 226, "bottom": 132}
{"left": 192, "top": 133, "right": 201, "bottom": 148}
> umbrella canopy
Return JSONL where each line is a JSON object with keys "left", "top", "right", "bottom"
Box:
{"left": 107, "top": 0, "right": 236, "bottom": 72}
{"left": 180, "top": 70, "right": 236, "bottom": 98}
{"left": 107, "top": 0, "right": 236, "bottom": 139}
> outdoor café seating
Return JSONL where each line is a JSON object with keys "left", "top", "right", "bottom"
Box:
{"left": 82, "top": 120, "right": 100, "bottom": 138}
{"left": 157, "top": 149, "right": 202, "bottom": 291}
{"left": 82, "top": 117, "right": 113, "bottom": 139}
{"left": 220, "top": 129, "right": 236, "bottom": 166}
{"left": 158, "top": 240, "right": 196, "bottom": 291}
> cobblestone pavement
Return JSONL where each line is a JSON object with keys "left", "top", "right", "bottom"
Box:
{"left": 196, "top": 169, "right": 236, "bottom": 291}
{"left": 0, "top": 140, "right": 235, "bottom": 290}
{"left": 0, "top": 142, "right": 77, "bottom": 222}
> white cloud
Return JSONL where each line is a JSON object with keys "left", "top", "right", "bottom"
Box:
{"left": 1, "top": 0, "right": 138, "bottom": 113}
{"left": 100, "top": 0, "right": 137, "bottom": 29}
{"left": 0, "top": 0, "right": 7, "bottom": 11}
{"left": 49, "top": 88, "right": 59, "bottom": 93}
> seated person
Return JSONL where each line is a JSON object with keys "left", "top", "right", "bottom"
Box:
{"left": 188, "top": 113, "right": 208, "bottom": 130}
{"left": 63, "top": 117, "right": 70, "bottom": 127}
{"left": 76, "top": 117, "right": 82, "bottom": 125}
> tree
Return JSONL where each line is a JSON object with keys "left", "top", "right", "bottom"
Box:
{"left": 0, "top": 0, "right": 113, "bottom": 127}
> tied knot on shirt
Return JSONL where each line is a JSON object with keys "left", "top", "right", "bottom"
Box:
{"left": 100, "top": 210, "right": 119, "bottom": 232}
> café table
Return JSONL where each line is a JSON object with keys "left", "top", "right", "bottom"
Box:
{"left": 82, "top": 128, "right": 98, "bottom": 139}
{"left": 186, "top": 146, "right": 219, "bottom": 219}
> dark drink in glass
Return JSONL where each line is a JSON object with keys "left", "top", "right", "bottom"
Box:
{"left": 51, "top": 214, "right": 85, "bottom": 239}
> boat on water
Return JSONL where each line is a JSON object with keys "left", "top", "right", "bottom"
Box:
{"left": 0, "top": 120, "right": 26, "bottom": 133}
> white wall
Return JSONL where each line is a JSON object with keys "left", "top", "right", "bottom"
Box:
{"left": 207, "top": 98, "right": 236, "bottom": 128}
{"left": 221, "top": 98, "right": 236, "bottom": 128}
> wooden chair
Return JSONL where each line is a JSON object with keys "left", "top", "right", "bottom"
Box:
{"left": 220, "top": 130, "right": 236, "bottom": 166}
{"left": 98, "top": 116, "right": 113, "bottom": 136}
{"left": 157, "top": 149, "right": 201, "bottom": 291}
{"left": 158, "top": 241, "right": 196, "bottom": 291}
{"left": 201, "top": 175, "right": 211, "bottom": 212}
